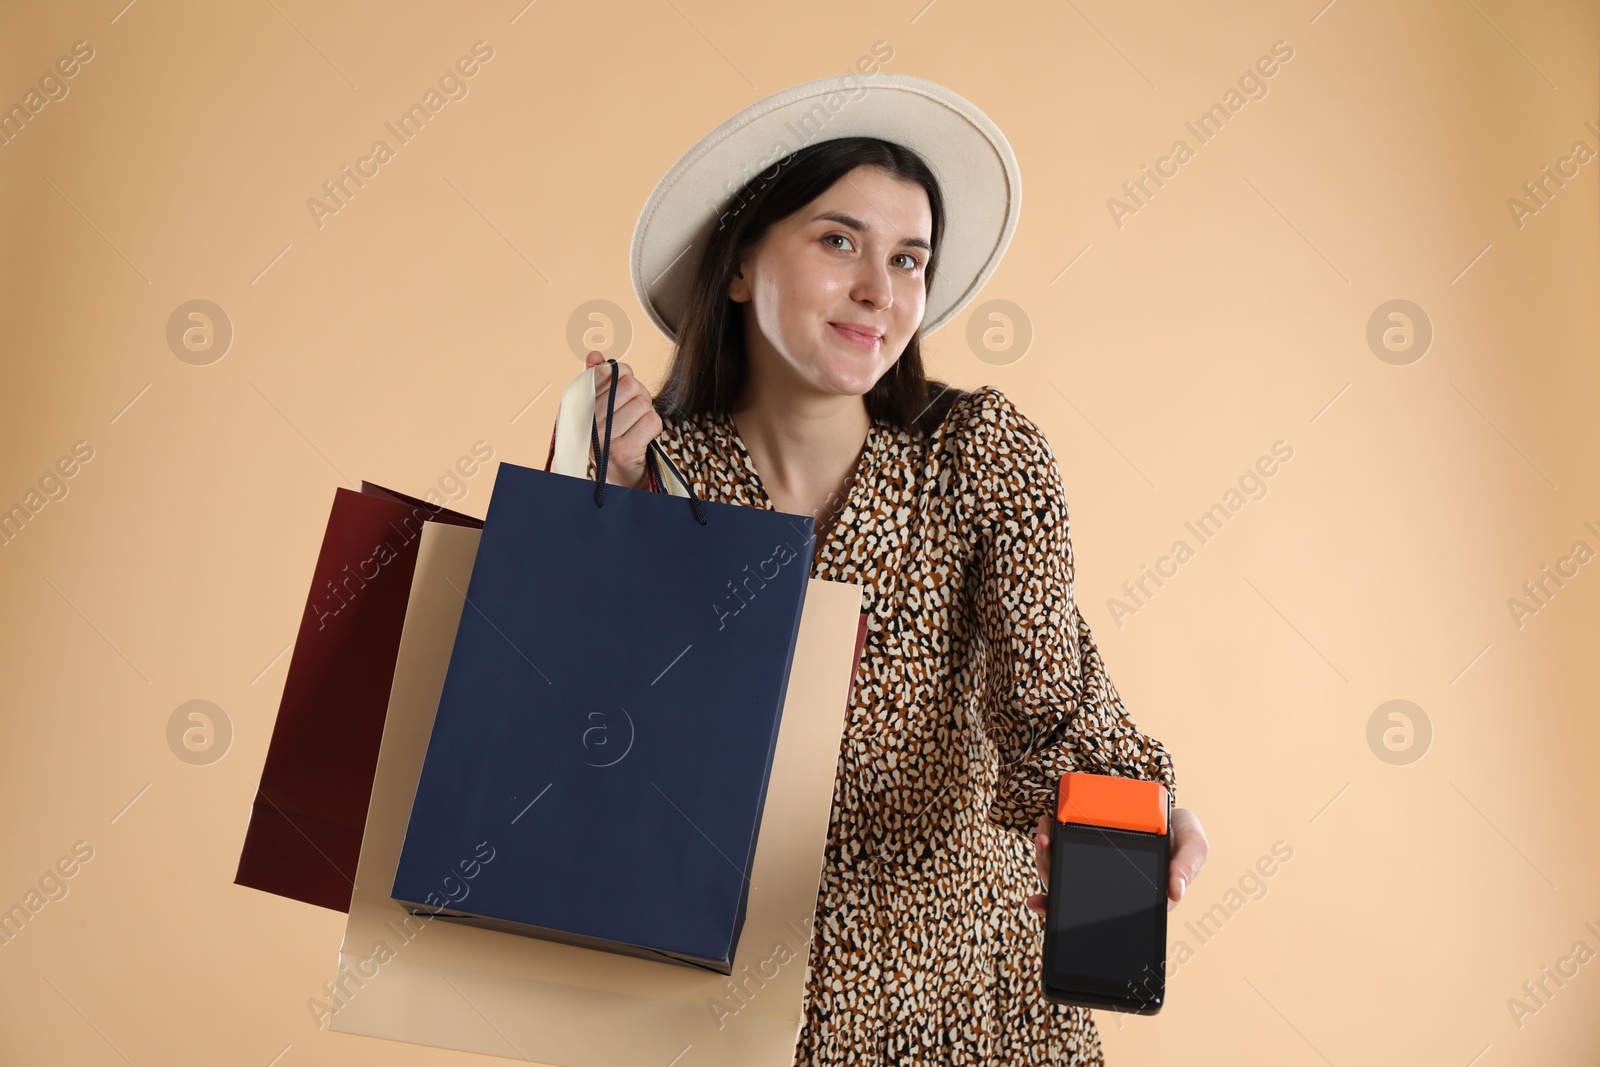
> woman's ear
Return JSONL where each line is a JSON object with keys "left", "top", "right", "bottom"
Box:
{"left": 727, "top": 256, "right": 752, "bottom": 303}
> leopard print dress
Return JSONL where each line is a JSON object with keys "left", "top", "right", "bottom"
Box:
{"left": 650, "top": 384, "right": 1179, "bottom": 1066}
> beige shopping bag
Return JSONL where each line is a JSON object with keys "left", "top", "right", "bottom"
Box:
{"left": 322, "top": 520, "right": 863, "bottom": 1065}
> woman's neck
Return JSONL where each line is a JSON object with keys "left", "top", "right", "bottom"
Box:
{"left": 729, "top": 374, "right": 871, "bottom": 516}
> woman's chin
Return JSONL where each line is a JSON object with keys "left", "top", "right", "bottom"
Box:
{"left": 813, "top": 356, "right": 893, "bottom": 396}
{"left": 816, "top": 374, "right": 881, "bottom": 398}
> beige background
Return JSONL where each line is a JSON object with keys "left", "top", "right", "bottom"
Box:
{"left": 1, "top": 0, "right": 1596, "bottom": 1064}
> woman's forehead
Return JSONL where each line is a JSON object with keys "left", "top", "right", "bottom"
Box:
{"left": 795, "top": 171, "right": 933, "bottom": 244}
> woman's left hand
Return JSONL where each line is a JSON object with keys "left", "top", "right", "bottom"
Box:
{"left": 1026, "top": 807, "right": 1209, "bottom": 917}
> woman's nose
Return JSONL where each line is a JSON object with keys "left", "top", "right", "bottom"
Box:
{"left": 851, "top": 261, "right": 894, "bottom": 310}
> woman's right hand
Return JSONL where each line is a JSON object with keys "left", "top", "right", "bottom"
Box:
{"left": 584, "top": 349, "right": 663, "bottom": 491}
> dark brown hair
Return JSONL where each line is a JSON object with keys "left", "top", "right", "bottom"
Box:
{"left": 653, "top": 136, "right": 965, "bottom": 437}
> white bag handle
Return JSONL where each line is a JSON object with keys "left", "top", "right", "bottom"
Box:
{"left": 549, "top": 361, "right": 693, "bottom": 499}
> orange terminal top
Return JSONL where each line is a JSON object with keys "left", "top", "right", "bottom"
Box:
{"left": 1055, "top": 771, "right": 1169, "bottom": 835}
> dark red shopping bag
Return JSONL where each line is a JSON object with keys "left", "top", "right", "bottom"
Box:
{"left": 234, "top": 482, "right": 482, "bottom": 912}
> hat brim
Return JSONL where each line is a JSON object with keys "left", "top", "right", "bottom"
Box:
{"left": 630, "top": 73, "right": 1021, "bottom": 343}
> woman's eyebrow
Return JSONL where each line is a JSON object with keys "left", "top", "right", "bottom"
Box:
{"left": 811, "top": 210, "right": 932, "bottom": 253}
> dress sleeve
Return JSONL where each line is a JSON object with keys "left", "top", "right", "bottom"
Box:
{"left": 956, "top": 387, "right": 1178, "bottom": 841}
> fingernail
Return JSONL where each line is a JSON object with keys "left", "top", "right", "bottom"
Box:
{"left": 1177, "top": 875, "right": 1186, "bottom": 898}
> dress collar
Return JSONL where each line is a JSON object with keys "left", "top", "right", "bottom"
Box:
{"left": 711, "top": 409, "right": 883, "bottom": 569}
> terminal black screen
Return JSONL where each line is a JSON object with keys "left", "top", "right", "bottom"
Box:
{"left": 1042, "top": 823, "right": 1168, "bottom": 1013}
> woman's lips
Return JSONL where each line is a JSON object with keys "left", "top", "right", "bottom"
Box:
{"left": 829, "top": 322, "right": 881, "bottom": 350}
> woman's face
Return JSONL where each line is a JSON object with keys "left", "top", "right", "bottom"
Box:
{"left": 728, "top": 164, "right": 932, "bottom": 403}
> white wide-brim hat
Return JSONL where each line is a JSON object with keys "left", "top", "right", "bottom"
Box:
{"left": 629, "top": 72, "right": 1021, "bottom": 343}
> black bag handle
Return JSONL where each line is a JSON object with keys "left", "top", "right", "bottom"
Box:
{"left": 590, "top": 359, "right": 706, "bottom": 525}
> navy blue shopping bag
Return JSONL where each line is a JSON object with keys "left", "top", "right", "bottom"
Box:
{"left": 392, "top": 362, "right": 815, "bottom": 974}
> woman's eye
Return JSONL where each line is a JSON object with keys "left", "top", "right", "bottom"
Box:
{"left": 825, "top": 234, "right": 922, "bottom": 273}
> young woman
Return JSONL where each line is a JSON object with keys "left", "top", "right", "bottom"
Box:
{"left": 584, "top": 78, "right": 1208, "bottom": 1066}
